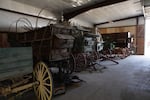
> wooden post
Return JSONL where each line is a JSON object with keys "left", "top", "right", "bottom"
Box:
{"left": 136, "top": 17, "right": 139, "bottom": 54}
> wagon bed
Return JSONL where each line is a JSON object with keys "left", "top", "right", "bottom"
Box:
{"left": 0, "top": 47, "right": 33, "bottom": 81}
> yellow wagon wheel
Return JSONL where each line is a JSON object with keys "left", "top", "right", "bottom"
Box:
{"left": 33, "top": 62, "right": 53, "bottom": 100}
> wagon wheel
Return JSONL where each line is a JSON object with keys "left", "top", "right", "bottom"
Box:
{"left": 75, "top": 53, "right": 87, "bottom": 71}
{"left": 69, "top": 53, "right": 76, "bottom": 74}
{"left": 92, "top": 51, "right": 99, "bottom": 61}
{"left": 33, "top": 62, "right": 53, "bottom": 100}
{"left": 61, "top": 54, "right": 76, "bottom": 74}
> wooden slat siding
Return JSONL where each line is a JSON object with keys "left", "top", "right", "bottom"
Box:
{"left": 137, "top": 38, "right": 144, "bottom": 55}
{"left": 0, "top": 60, "right": 32, "bottom": 71}
{"left": 0, "top": 47, "right": 33, "bottom": 81}
{"left": 99, "top": 25, "right": 145, "bottom": 54}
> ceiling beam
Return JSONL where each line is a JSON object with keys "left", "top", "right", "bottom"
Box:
{"left": 94, "top": 14, "right": 144, "bottom": 26}
{"left": 63, "top": 0, "right": 127, "bottom": 20}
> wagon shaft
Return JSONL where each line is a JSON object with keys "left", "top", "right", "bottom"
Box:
{"left": 0, "top": 81, "right": 38, "bottom": 96}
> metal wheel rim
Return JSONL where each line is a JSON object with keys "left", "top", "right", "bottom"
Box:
{"left": 93, "top": 51, "right": 99, "bottom": 60}
{"left": 33, "top": 61, "right": 53, "bottom": 100}
{"left": 69, "top": 53, "right": 76, "bottom": 74}
{"left": 61, "top": 54, "right": 75, "bottom": 74}
{"left": 75, "top": 53, "right": 87, "bottom": 71}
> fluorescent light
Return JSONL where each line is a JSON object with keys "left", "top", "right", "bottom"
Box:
{"left": 72, "top": 0, "right": 77, "bottom": 2}
{"left": 72, "top": 4, "right": 77, "bottom": 7}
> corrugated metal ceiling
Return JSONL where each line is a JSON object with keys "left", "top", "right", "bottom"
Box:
{"left": 13, "top": 0, "right": 143, "bottom": 25}
{"left": 14, "top": 0, "right": 100, "bottom": 13}
{"left": 74, "top": 0, "right": 142, "bottom": 24}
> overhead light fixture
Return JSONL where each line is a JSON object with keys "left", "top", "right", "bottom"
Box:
{"left": 77, "top": 0, "right": 83, "bottom": 5}
{"left": 72, "top": 4, "right": 77, "bottom": 7}
{"left": 86, "top": 12, "right": 89, "bottom": 14}
{"left": 72, "top": 0, "right": 77, "bottom": 2}
{"left": 64, "top": 0, "right": 91, "bottom": 7}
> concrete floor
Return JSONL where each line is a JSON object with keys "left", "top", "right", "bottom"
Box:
{"left": 5, "top": 55, "right": 150, "bottom": 100}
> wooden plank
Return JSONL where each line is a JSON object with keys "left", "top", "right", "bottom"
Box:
{"left": 0, "top": 47, "right": 33, "bottom": 81}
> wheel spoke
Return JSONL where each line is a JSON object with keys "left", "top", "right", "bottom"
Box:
{"left": 44, "top": 86, "right": 51, "bottom": 99}
{"left": 43, "top": 77, "right": 50, "bottom": 82}
{"left": 42, "top": 92, "right": 46, "bottom": 100}
{"left": 41, "top": 65, "right": 45, "bottom": 76}
{"left": 43, "top": 83, "right": 52, "bottom": 87}
{"left": 37, "top": 87, "right": 41, "bottom": 99}
{"left": 42, "top": 86, "right": 50, "bottom": 100}
{"left": 39, "top": 87, "right": 43, "bottom": 100}
{"left": 40, "top": 63, "right": 44, "bottom": 71}
{"left": 42, "top": 69, "right": 47, "bottom": 79}
{"left": 41, "top": 88, "right": 46, "bottom": 100}
{"left": 43, "top": 86, "right": 50, "bottom": 93}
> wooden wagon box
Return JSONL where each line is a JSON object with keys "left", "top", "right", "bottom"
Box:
{"left": 51, "top": 49, "right": 70, "bottom": 61}
{"left": 0, "top": 47, "right": 33, "bottom": 81}
{"left": 53, "top": 34, "right": 74, "bottom": 49}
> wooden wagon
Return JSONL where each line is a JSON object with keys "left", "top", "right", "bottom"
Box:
{"left": 0, "top": 24, "right": 76, "bottom": 100}
{"left": 101, "top": 32, "right": 132, "bottom": 59}
{"left": 0, "top": 47, "right": 54, "bottom": 100}
{"left": 71, "top": 29, "right": 103, "bottom": 71}
{"left": 71, "top": 28, "right": 118, "bottom": 71}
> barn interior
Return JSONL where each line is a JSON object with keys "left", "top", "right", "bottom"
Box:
{"left": 0, "top": 0, "right": 150, "bottom": 100}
